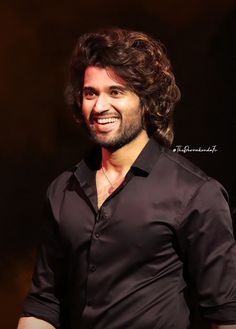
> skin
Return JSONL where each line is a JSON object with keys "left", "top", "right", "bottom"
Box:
{"left": 212, "top": 326, "right": 236, "bottom": 329}
{"left": 82, "top": 66, "right": 147, "bottom": 151}
{"left": 82, "top": 66, "right": 150, "bottom": 207}
{"left": 16, "top": 317, "right": 236, "bottom": 329}
{"left": 17, "top": 66, "right": 236, "bottom": 329}
{"left": 17, "top": 317, "right": 55, "bottom": 329}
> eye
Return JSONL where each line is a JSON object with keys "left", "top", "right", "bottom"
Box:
{"left": 110, "top": 88, "right": 124, "bottom": 97}
{"left": 83, "top": 88, "right": 96, "bottom": 99}
{"left": 111, "top": 90, "right": 119, "bottom": 96}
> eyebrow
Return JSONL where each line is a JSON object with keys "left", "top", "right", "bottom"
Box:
{"left": 83, "top": 86, "right": 96, "bottom": 92}
{"left": 109, "top": 85, "right": 128, "bottom": 91}
{"left": 83, "top": 85, "right": 129, "bottom": 92}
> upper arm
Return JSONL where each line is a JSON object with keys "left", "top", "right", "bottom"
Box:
{"left": 177, "top": 179, "right": 236, "bottom": 324}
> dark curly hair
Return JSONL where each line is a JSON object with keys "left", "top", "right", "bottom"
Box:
{"left": 65, "top": 27, "right": 180, "bottom": 147}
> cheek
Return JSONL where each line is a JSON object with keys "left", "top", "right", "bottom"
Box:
{"left": 128, "top": 103, "right": 143, "bottom": 119}
{"left": 82, "top": 102, "right": 91, "bottom": 120}
{"left": 119, "top": 97, "right": 141, "bottom": 113}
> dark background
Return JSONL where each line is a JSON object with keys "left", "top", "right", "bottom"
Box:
{"left": 0, "top": 1, "right": 235, "bottom": 328}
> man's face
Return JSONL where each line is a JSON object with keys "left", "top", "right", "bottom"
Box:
{"left": 82, "top": 66, "right": 144, "bottom": 150}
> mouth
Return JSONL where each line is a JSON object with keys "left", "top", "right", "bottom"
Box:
{"left": 95, "top": 117, "right": 119, "bottom": 125}
{"left": 90, "top": 115, "right": 120, "bottom": 133}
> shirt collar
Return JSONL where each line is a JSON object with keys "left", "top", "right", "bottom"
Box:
{"left": 74, "top": 137, "right": 163, "bottom": 185}
{"left": 130, "top": 137, "right": 163, "bottom": 175}
{"left": 74, "top": 146, "right": 101, "bottom": 187}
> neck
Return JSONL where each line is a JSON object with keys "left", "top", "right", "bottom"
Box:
{"left": 101, "top": 130, "right": 149, "bottom": 175}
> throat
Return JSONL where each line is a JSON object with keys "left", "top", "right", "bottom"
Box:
{"left": 96, "top": 168, "right": 125, "bottom": 208}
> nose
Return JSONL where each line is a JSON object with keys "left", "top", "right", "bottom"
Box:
{"left": 93, "top": 93, "right": 110, "bottom": 113}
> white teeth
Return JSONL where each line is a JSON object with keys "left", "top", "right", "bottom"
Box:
{"left": 96, "top": 118, "right": 119, "bottom": 124}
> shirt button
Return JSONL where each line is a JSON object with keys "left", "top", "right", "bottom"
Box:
{"left": 90, "top": 265, "right": 96, "bottom": 272}
{"left": 100, "top": 208, "right": 107, "bottom": 219}
{"left": 95, "top": 232, "right": 100, "bottom": 238}
{"left": 102, "top": 213, "right": 108, "bottom": 220}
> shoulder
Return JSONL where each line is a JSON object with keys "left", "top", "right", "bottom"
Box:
{"left": 154, "top": 146, "right": 228, "bottom": 215}
{"left": 45, "top": 163, "right": 82, "bottom": 222}
{"left": 161, "top": 147, "right": 209, "bottom": 181}
{"left": 46, "top": 164, "right": 79, "bottom": 201}
{"left": 154, "top": 146, "right": 210, "bottom": 193}
{"left": 163, "top": 147, "right": 227, "bottom": 195}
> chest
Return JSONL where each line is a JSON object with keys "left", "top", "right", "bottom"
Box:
{"left": 96, "top": 170, "right": 125, "bottom": 209}
{"left": 57, "top": 175, "right": 182, "bottom": 259}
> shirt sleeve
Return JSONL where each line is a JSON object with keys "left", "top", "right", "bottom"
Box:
{"left": 177, "top": 178, "right": 236, "bottom": 325}
{"left": 21, "top": 200, "right": 66, "bottom": 329}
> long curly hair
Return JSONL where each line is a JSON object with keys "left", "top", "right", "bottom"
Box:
{"left": 65, "top": 27, "right": 180, "bottom": 147}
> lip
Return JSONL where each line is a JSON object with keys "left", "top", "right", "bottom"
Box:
{"left": 91, "top": 117, "right": 120, "bottom": 133}
{"left": 91, "top": 113, "right": 120, "bottom": 120}
{"left": 95, "top": 117, "right": 119, "bottom": 124}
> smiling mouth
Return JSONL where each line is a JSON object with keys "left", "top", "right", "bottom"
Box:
{"left": 93, "top": 117, "right": 119, "bottom": 125}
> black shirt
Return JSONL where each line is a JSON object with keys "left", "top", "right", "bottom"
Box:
{"left": 22, "top": 138, "right": 236, "bottom": 329}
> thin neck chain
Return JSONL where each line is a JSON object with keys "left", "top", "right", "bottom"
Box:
{"left": 101, "top": 166, "right": 115, "bottom": 189}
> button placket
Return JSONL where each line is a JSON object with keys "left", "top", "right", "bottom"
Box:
{"left": 86, "top": 210, "right": 103, "bottom": 306}
{"left": 86, "top": 204, "right": 112, "bottom": 308}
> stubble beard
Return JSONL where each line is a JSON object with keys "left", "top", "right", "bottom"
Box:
{"left": 86, "top": 119, "right": 144, "bottom": 151}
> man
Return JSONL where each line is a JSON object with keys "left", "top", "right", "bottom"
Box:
{"left": 18, "top": 27, "right": 236, "bottom": 329}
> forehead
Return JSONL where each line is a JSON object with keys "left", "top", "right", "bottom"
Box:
{"left": 83, "top": 66, "right": 127, "bottom": 87}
